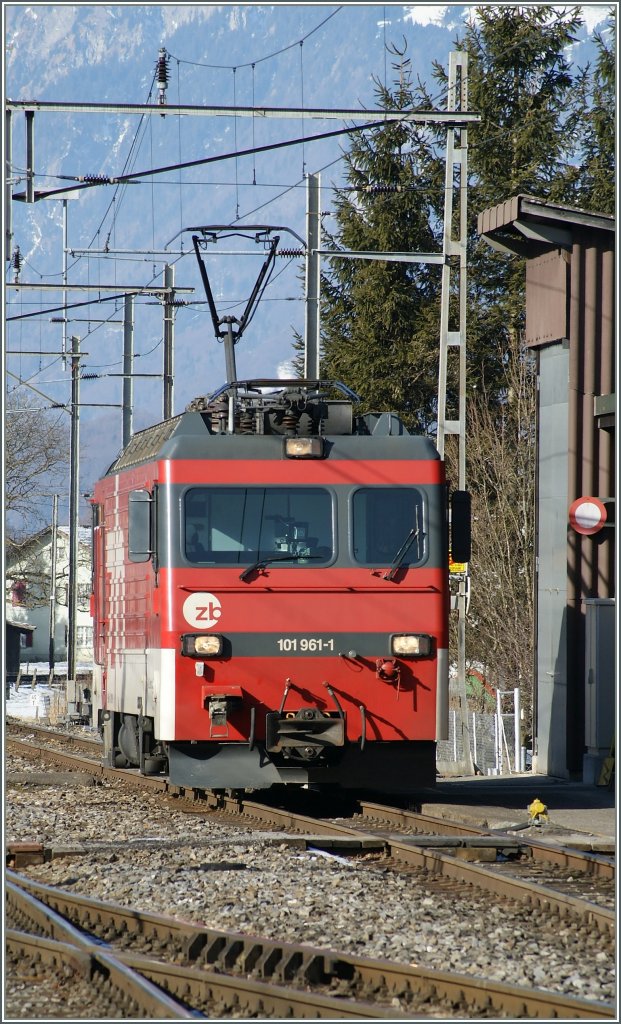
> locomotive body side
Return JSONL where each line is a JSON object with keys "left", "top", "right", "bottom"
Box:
{"left": 91, "top": 400, "right": 451, "bottom": 793}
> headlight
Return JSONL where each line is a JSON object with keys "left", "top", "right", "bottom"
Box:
{"left": 284, "top": 437, "right": 324, "bottom": 458}
{"left": 391, "top": 633, "right": 432, "bottom": 657}
{"left": 182, "top": 633, "right": 224, "bottom": 657}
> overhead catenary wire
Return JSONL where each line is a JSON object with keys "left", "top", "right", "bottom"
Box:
{"left": 8, "top": 6, "right": 601, "bottom": 414}
{"left": 9, "top": 98, "right": 454, "bottom": 364}
{"left": 7, "top": 13, "right": 490, "bottom": 398}
{"left": 5, "top": 23, "right": 412, "bottom": 447}
{"left": 6, "top": 291, "right": 171, "bottom": 322}
{"left": 165, "top": 6, "right": 343, "bottom": 71}
{"left": 22, "top": 117, "right": 426, "bottom": 202}
{"left": 83, "top": 66, "right": 161, "bottom": 255}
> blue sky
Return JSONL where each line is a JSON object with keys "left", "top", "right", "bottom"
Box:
{"left": 4, "top": 3, "right": 613, "bottom": 527}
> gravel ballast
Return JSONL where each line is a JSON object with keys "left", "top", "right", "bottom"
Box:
{"left": 4, "top": 748, "right": 616, "bottom": 1017}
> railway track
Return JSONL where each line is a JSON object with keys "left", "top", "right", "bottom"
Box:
{"left": 6, "top": 870, "right": 614, "bottom": 1019}
{"left": 6, "top": 729, "right": 618, "bottom": 929}
{"left": 356, "top": 801, "right": 615, "bottom": 876}
{"left": 6, "top": 730, "right": 615, "bottom": 934}
{"left": 6, "top": 873, "right": 404, "bottom": 1018}
{"left": 6, "top": 723, "right": 616, "bottom": 1017}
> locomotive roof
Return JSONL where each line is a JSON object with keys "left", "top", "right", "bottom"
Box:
{"left": 105, "top": 400, "right": 439, "bottom": 475}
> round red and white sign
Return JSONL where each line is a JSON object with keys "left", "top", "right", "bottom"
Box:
{"left": 568, "top": 496, "right": 607, "bottom": 536}
{"left": 182, "top": 592, "right": 222, "bottom": 629}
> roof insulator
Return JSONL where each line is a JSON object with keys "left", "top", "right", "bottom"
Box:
{"left": 12, "top": 246, "right": 22, "bottom": 282}
{"left": 156, "top": 47, "right": 169, "bottom": 105}
{"left": 361, "top": 184, "right": 402, "bottom": 194}
{"left": 79, "top": 174, "right": 111, "bottom": 185}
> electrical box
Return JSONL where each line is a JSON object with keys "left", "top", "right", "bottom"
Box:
{"left": 584, "top": 599, "right": 615, "bottom": 751}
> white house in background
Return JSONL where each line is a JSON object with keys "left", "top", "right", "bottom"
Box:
{"left": 5, "top": 525, "right": 94, "bottom": 666}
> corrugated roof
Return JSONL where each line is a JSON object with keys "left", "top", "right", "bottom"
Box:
{"left": 477, "top": 195, "right": 614, "bottom": 258}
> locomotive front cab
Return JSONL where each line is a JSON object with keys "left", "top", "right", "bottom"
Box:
{"left": 175, "top": 476, "right": 431, "bottom": 765}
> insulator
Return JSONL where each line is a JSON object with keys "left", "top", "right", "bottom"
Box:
{"left": 282, "top": 409, "right": 300, "bottom": 434}
{"left": 186, "top": 395, "right": 207, "bottom": 412}
{"left": 297, "top": 411, "right": 313, "bottom": 436}
{"left": 239, "top": 409, "right": 254, "bottom": 434}
{"left": 208, "top": 398, "right": 229, "bottom": 433}
{"left": 156, "top": 48, "right": 169, "bottom": 86}
{"left": 277, "top": 248, "right": 305, "bottom": 258}
{"left": 156, "top": 48, "right": 169, "bottom": 106}
{"left": 79, "top": 174, "right": 110, "bottom": 184}
{"left": 361, "top": 184, "right": 402, "bottom": 194}
{"left": 12, "top": 246, "right": 21, "bottom": 283}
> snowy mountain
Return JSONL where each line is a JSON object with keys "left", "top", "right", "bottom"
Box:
{"left": 4, "top": 3, "right": 610, "bottom": 528}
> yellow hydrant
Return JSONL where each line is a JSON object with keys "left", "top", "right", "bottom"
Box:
{"left": 527, "top": 797, "right": 548, "bottom": 824}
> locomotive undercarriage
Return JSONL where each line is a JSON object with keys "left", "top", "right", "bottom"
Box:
{"left": 99, "top": 708, "right": 435, "bottom": 792}
{"left": 167, "top": 738, "right": 436, "bottom": 793}
{"left": 100, "top": 711, "right": 167, "bottom": 775}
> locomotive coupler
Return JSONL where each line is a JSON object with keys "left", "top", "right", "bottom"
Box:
{"left": 209, "top": 697, "right": 229, "bottom": 733}
{"left": 265, "top": 706, "right": 345, "bottom": 755}
{"left": 201, "top": 685, "right": 243, "bottom": 738}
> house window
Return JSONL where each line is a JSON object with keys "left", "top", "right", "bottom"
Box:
{"left": 76, "top": 626, "right": 93, "bottom": 648}
{"left": 19, "top": 631, "right": 33, "bottom": 648}
{"left": 11, "top": 580, "right": 27, "bottom": 606}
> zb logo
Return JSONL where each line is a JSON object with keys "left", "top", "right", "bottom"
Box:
{"left": 182, "top": 592, "right": 222, "bottom": 629}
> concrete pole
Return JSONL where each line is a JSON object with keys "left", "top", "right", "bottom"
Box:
{"left": 304, "top": 172, "right": 321, "bottom": 379}
{"left": 163, "top": 264, "right": 174, "bottom": 419}
{"left": 48, "top": 494, "right": 58, "bottom": 674}
{"left": 25, "top": 110, "right": 35, "bottom": 204}
{"left": 495, "top": 689, "right": 503, "bottom": 774}
{"left": 62, "top": 199, "right": 68, "bottom": 369}
{"left": 514, "top": 687, "right": 521, "bottom": 773}
{"left": 5, "top": 108, "right": 13, "bottom": 262}
{"left": 122, "top": 294, "right": 134, "bottom": 446}
{"left": 67, "top": 335, "right": 80, "bottom": 684}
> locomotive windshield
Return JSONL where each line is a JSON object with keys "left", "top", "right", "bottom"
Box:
{"left": 184, "top": 486, "right": 333, "bottom": 564}
{"left": 352, "top": 487, "right": 425, "bottom": 566}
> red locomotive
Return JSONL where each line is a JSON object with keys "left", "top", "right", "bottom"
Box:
{"left": 91, "top": 225, "right": 470, "bottom": 794}
{"left": 90, "top": 377, "right": 470, "bottom": 793}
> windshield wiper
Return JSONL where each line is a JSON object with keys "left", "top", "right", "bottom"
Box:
{"left": 383, "top": 527, "right": 420, "bottom": 581}
{"left": 239, "top": 553, "right": 322, "bottom": 582}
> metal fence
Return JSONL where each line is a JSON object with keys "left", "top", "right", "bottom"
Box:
{"left": 437, "top": 690, "right": 527, "bottom": 775}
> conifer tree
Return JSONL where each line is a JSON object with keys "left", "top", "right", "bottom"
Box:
{"left": 433, "top": 6, "right": 591, "bottom": 704}
{"left": 319, "top": 56, "right": 446, "bottom": 433}
{"left": 313, "top": 6, "right": 616, "bottom": 722}
{"left": 433, "top": 5, "right": 586, "bottom": 389}
{"left": 572, "top": 11, "right": 616, "bottom": 213}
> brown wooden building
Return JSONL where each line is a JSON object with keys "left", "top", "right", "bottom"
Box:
{"left": 478, "top": 196, "right": 615, "bottom": 780}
